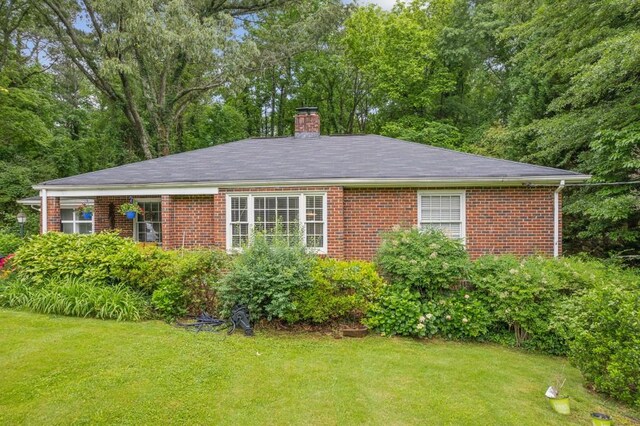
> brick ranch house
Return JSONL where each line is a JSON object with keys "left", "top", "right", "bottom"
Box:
{"left": 25, "top": 108, "right": 589, "bottom": 260}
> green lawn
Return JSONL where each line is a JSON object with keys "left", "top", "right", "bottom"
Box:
{"left": 0, "top": 309, "right": 637, "bottom": 425}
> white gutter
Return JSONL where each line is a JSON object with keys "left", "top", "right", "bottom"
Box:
{"left": 41, "top": 189, "right": 48, "bottom": 233}
{"left": 33, "top": 175, "right": 591, "bottom": 193}
{"left": 553, "top": 180, "right": 566, "bottom": 258}
{"left": 33, "top": 186, "right": 219, "bottom": 197}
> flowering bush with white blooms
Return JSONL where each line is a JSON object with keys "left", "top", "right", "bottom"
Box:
{"left": 422, "top": 292, "right": 491, "bottom": 340}
{"left": 364, "top": 286, "right": 423, "bottom": 336}
{"left": 375, "top": 228, "right": 469, "bottom": 298}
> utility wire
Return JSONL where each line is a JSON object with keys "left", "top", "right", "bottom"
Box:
{"left": 526, "top": 181, "right": 640, "bottom": 187}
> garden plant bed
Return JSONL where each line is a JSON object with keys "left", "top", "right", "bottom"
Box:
{"left": 1, "top": 309, "right": 638, "bottom": 425}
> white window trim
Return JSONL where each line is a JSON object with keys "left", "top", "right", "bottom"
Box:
{"left": 134, "top": 198, "right": 162, "bottom": 243}
{"left": 225, "top": 192, "right": 328, "bottom": 254}
{"left": 417, "top": 190, "right": 466, "bottom": 242}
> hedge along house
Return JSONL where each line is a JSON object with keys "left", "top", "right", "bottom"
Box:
{"left": 31, "top": 108, "right": 589, "bottom": 260}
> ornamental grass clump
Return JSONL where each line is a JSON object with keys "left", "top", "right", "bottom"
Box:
{"left": 0, "top": 276, "right": 149, "bottom": 321}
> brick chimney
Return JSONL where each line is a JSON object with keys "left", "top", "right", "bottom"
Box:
{"left": 294, "top": 107, "right": 320, "bottom": 139}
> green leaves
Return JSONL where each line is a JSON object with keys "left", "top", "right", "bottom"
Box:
{"left": 565, "top": 279, "right": 640, "bottom": 407}
{"left": 344, "top": 0, "right": 456, "bottom": 111}
{"left": 0, "top": 231, "right": 23, "bottom": 254}
{"left": 218, "top": 230, "right": 315, "bottom": 321}
{"left": 286, "top": 258, "right": 386, "bottom": 324}
{"left": 376, "top": 228, "right": 469, "bottom": 298}
{"left": 0, "top": 277, "right": 150, "bottom": 321}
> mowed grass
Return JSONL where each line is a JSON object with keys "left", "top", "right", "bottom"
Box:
{"left": 1, "top": 309, "right": 638, "bottom": 426}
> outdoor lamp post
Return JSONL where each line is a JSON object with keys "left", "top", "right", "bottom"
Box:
{"left": 16, "top": 212, "right": 27, "bottom": 238}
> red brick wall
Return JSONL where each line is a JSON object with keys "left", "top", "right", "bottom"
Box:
{"left": 42, "top": 186, "right": 560, "bottom": 260}
{"left": 343, "top": 187, "right": 559, "bottom": 260}
{"left": 465, "top": 187, "right": 557, "bottom": 258}
{"left": 94, "top": 196, "right": 134, "bottom": 238}
{"left": 162, "top": 195, "right": 216, "bottom": 249}
{"left": 45, "top": 197, "right": 61, "bottom": 232}
{"left": 344, "top": 188, "right": 417, "bottom": 260}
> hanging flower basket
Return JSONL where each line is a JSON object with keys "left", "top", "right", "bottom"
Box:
{"left": 76, "top": 204, "right": 93, "bottom": 220}
{"left": 118, "top": 202, "right": 143, "bottom": 220}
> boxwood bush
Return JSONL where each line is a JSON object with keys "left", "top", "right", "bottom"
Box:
{"left": 284, "top": 258, "right": 386, "bottom": 324}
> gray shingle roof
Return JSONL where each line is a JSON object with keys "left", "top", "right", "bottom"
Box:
{"left": 39, "top": 135, "right": 588, "bottom": 187}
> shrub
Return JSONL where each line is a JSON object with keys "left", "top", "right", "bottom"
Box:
{"left": 0, "top": 231, "right": 23, "bottom": 255}
{"left": 151, "top": 250, "right": 230, "bottom": 320}
{"left": 107, "top": 244, "right": 174, "bottom": 293}
{"left": 284, "top": 258, "right": 386, "bottom": 324}
{"left": 376, "top": 228, "right": 469, "bottom": 297}
{"left": 13, "top": 232, "right": 170, "bottom": 292}
{"left": 0, "top": 277, "right": 149, "bottom": 321}
{"left": 218, "top": 231, "right": 314, "bottom": 321}
{"left": 364, "top": 286, "right": 423, "bottom": 336}
{"left": 366, "top": 288, "right": 491, "bottom": 339}
{"left": 152, "top": 279, "right": 188, "bottom": 320}
{"left": 565, "top": 281, "right": 640, "bottom": 407}
{"left": 469, "top": 255, "right": 636, "bottom": 355}
{"left": 422, "top": 292, "right": 492, "bottom": 340}
{"left": 469, "top": 255, "right": 577, "bottom": 355}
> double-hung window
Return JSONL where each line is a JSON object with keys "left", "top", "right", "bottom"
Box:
{"left": 227, "top": 193, "right": 327, "bottom": 253}
{"left": 418, "top": 191, "right": 465, "bottom": 240}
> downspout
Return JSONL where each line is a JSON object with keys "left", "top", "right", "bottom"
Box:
{"left": 553, "top": 180, "right": 565, "bottom": 258}
{"left": 41, "top": 189, "right": 48, "bottom": 233}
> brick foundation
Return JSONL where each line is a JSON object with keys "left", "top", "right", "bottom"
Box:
{"left": 42, "top": 186, "right": 560, "bottom": 259}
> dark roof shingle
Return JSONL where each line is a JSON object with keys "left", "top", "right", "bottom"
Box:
{"left": 39, "top": 135, "right": 587, "bottom": 187}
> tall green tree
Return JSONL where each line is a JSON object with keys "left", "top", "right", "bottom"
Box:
{"left": 36, "top": 0, "right": 291, "bottom": 158}
{"left": 477, "top": 0, "right": 640, "bottom": 255}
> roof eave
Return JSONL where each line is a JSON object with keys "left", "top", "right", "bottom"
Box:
{"left": 34, "top": 175, "right": 591, "bottom": 195}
